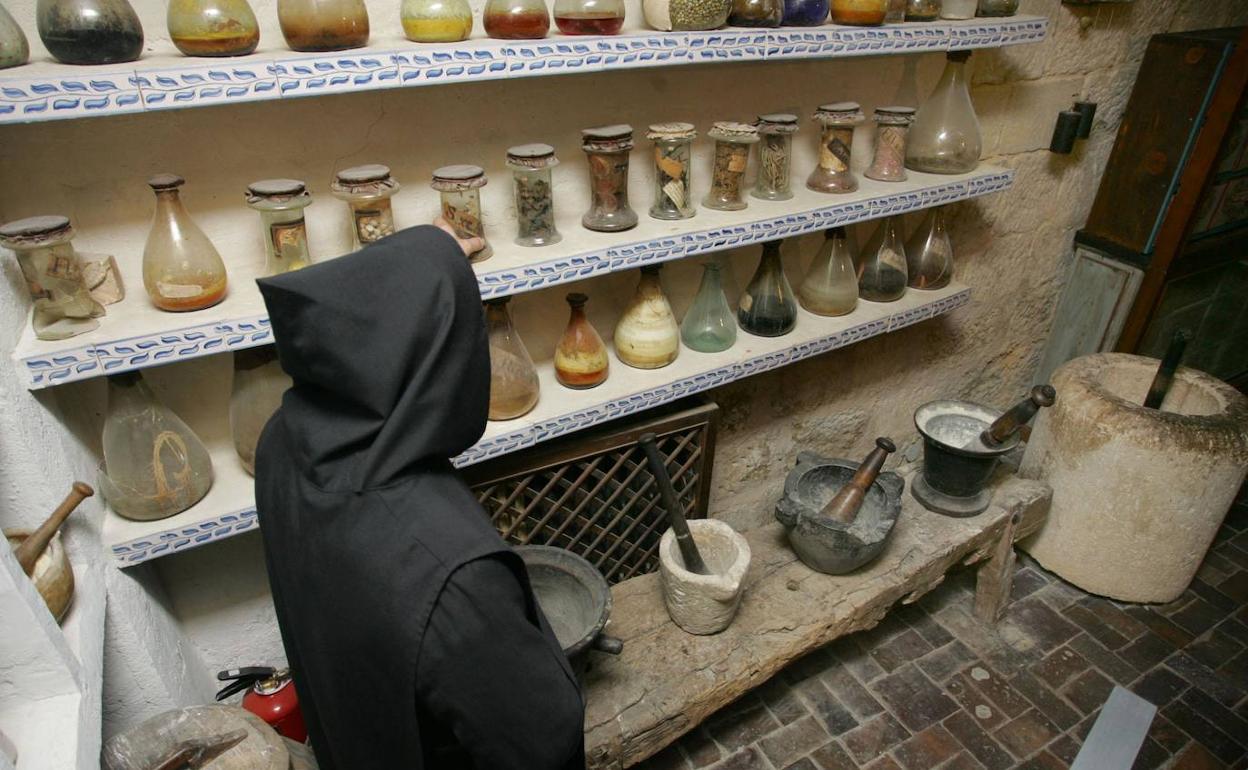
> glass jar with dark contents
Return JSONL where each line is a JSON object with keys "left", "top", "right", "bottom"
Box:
{"left": 484, "top": 0, "right": 550, "bottom": 38}
{"left": 246, "top": 178, "right": 314, "bottom": 276}
{"left": 806, "top": 102, "right": 863, "bottom": 194}
{"left": 37, "top": 0, "right": 144, "bottom": 65}
{"left": 331, "top": 164, "right": 400, "bottom": 249}
{"left": 506, "top": 143, "right": 561, "bottom": 248}
{"left": 704, "top": 121, "right": 759, "bottom": 212}
{"left": 431, "top": 165, "right": 492, "bottom": 263}
{"left": 581, "top": 124, "right": 638, "bottom": 232}
{"left": 864, "top": 106, "right": 915, "bottom": 183}
{"left": 728, "top": 0, "right": 782, "bottom": 27}
{"left": 647, "top": 122, "right": 697, "bottom": 221}
{"left": 554, "top": 0, "right": 624, "bottom": 34}
{"left": 753, "top": 113, "right": 798, "bottom": 201}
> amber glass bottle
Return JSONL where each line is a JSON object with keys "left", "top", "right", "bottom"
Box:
{"left": 555, "top": 293, "right": 609, "bottom": 389}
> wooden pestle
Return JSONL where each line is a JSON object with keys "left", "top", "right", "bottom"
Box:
{"left": 980, "top": 385, "right": 1057, "bottom": 448}
{"left": 13, "top": 482, "right": 93, "bottom": 576}
{"left": 639, "top": 432, "right": 709, "bottom": 575}
{"left": 1143, "top": 330, "right": 1190, "bottom": 410}
{"left": 820, "top": 438, "right": 896, "bottom": 525}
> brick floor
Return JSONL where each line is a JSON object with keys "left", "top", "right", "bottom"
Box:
{"left": 634, "top": 499, "right": 1248, "bottom": 770}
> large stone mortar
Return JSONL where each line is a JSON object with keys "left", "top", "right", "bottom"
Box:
{"left": 659, "top": 519, "right": 750, "bottom": 636}
{"left": 1019, "top": 353, "right": 1248, "bottom": 603}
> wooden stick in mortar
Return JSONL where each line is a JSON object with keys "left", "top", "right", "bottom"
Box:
{"left": 14, "top": 482, "right": 93, "bottom": 576}
{"left": 820, "top": 438, "right": 896, "bottom": 525}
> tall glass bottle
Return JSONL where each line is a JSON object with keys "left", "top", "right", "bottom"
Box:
{"left": 555, "top": 293, "right": 608, "bottom": 389}
{"left": 554, "top": 0, "right": 624, "bottom": 34}
{"left": 143, "top": 174, "right": 229, "bottom": 312}
{"left": 484, "top": 0, "right": 550, "bottom": 38}
{"left": 906, "top": 51, "right": 982, "bottom": 175}
{"left": 277, "top": 0, "right": 369, "bottom": 51}
{"left": 738, "top": 241, "right": 797, "bottom": 337}
{"left": 857, "top": 216, "right": 907, "bottom": 302}
{"left": 905, "top": 207, "right": 953, "bottom": 289}
{"left": 486, "top": 298, "right": 540, "bottom": 421}
{"left": 615, "top": 265, "right": 679, "bottom": 369}
{"left": 167, "top": 0, "right": 259, "bottom": 56}
{"left": 0, "top": 3, "right": 30, "bottom": 69}
{"left": 230, "top": 347, "right": 291, "bottom": 476}
{"left": 37, "top": 0, "right": 143, "bottom": 65}
{"left": 401, "top": 0, "right": 472, "bottom": 41}
{"left": 0, "top": 215, "right": 104, "bottom": 341}
{"left": 99, "top": 371, "right": 214, "bottom": 522}
{"left": 681, "top": 261, "right": 736, "bottom": 354}
{"left": 798, "top": 227, "right": 858, "bottom": 317}
{"left": 807, "top": 102, "right": 864, "bottom": 194}
{"left": 246, "top": 179, "right": 314, "bottom": 275}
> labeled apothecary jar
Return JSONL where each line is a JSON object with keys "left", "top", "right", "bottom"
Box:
{"left": 648, "top": 122, "right": 697, "bottom": 221}
{"left": 330, "top": 164, "right": 399, "bottom": 249}
{"left": 642, "top": 0, "right": 731, "bottom": 30}
{"left": 246, "top": 179, "right": 314, "bottom": 275}
{"left": 145, "top": 174, "right": 229, "bottom": 312}
{"left": 0, "top": 216, "right": 104, "bottom": 341}
{"left": 976, "top": 0, "right": 1017, "bottom": 15}
{"left": 483, "top": 0, "right": 550, "bottom": 38}
{"left": 807, "top": 102, "right": 863, "bottom": 194}
{"left": 865, "top": 106, "right": 915, "bottom": 183}
{"left": 728, "top": 0, "right": 782, "bottom": 27}
{"left": 432, "top": 165, "right": 493, "bottom": 262}
{"left": 904, "top": 0, "right": 938, "bottom": 20}
{"left": 167, "top": 0, "right": 259, "bottom": 56}
{"left": 582, "top": 124, "right": 638, "bottom": 232}
{"left": 401, "top": 0, "right": 473, "bottom": 41}
{"left": 506, "top": 144, "right": 561, "bottom": 247}
{"left": 830, "top": 0, "right": 886, "bottom": 25}
{"left": 554, "top": 0, "right": 625, "bottom": 34}
{"left": 705, "top": 122, "right": 759, "bottom": 212}
{"left": 277, "top": 0, "right": 370, "bottom": 51}
{"left": 754, "top": 113, "right": 798, "bottom": 201}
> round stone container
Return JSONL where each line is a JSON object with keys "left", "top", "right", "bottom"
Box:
{"left": 659, "top": 519, "right": 750, "bottom": 635}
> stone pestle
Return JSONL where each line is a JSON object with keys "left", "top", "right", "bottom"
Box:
{"left": 639, "top": 432, "right": 709, "bottom": 575}
{"left": 1143, "top": 330, "right": 1189, "bottom": 410}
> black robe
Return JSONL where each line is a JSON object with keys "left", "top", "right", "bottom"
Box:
{"left": 254, "top": 226, "right": 586, "bottom": 770}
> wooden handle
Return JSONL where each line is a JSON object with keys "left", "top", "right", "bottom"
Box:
{"left": 981, "top": 386, "right": 1056, "bottom": 448}
{"left": 820, "top": 437, "right": 896, "bottom": 525}
{"left": 1143, "top": 330, "right": 1189, "bottom": 410}
{"left": 14, "top": 482, "right": 93, "bottom": 576}
{"left": 639, "top": 433, "right": 708, "bottom": 575}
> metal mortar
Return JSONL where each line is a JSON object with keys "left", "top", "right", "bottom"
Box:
{"left": 913, "top": 399, "right": 1017, "bottom": 517}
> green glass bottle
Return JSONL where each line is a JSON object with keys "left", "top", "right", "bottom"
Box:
{"left": 681, "top": 261, "right": 737, "bottom": 353}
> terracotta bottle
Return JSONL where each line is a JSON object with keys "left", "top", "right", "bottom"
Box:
{"left": 615, "top": 265, "right": 679, "bottom": 369}
{"left": 555, "top": 293, "right": 609, "bottom": 389}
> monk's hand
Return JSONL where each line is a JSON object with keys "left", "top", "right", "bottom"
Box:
{"left": 434, "top": 217, "right": 486, "bottom": 257}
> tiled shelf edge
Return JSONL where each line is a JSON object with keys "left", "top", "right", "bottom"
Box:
{"left": 103, "top": 283, "right": 969, "bottom": 566}
{"left": 16, "top": 169, "right": 1011, "bottom": 390}
{"left": 0, "top": 17, "right": 1047, "bottom": 125}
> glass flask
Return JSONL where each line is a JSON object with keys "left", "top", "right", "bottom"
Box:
{"left": 37, "top": 0, "right": 143, "bottom": 65}
{"left": 830, "top": 0, "right": 885, "bottom": 24}
{"left": 167, "top": 0, "right": 259, "bottom": 56}
{"left": 554, "top": 293, "right": 608, "bottom": 389}
{"left": 483, "top": 0, "right": 550, "bottom": 38}
{"left": 615, "top": 265, "right": 679, "bottom": 369}
{"left": 485, "top": 297, "right": 540, "bottom": 421}
{"left": 554, "top": 0, "right": 624, "bottom": 34}
{"left": 143, "top": 174, "right": 229, "bottom": 312}
{"left": 865, "top": 106, "right": 915, "bottom": 183}
{"left": 782, "top": 0, "right": 827, "bottom": 26}
{"left": 401, "top": 0, "right": 472, "bottom": 41}
{"left": 642, "top": 0, "right": 731, "bottom": 30}
{"left": 976, "top": 0, "right": 1017, "bottom": 15}
{"left": 728, "top": 0, "right": 781, "bottom": 27}
{"left": 883, "top": 0, "right": 904, "bottom": 22}
{"left": 798, "top": 227, "right": 858, "bottom": 317}
{"left": 857, "top": 216, "right": 907, "bottom": 302}
{"left": 905, "top": 206, "right": 953, "bottom": 289}
{"left": 681, "top": 261, "right": 736, "bottom": 354}
{"left": 807, "top": 102, "right": 864, "bottom": 194}
{"left": 648, "top": 122, "right": 696, "bottom": 221}
{"left": 277, "top": 0, "right": 369, "bottom": 51}
{"left": 431, "top": 165, "right": 493, "bottom": 262}
{"left": 246, "top": 179, "right": 314, "bottom": 276}
{"left": 230, "top": 346, "right": 290, "bottom": 477}
{"left": 330, "top": 164, "right": 399, "bottom": 250}
{"left": 905, "top": 0, "right": 938, "bottom": 19}
{"left": 939, "top": 0, "right": 974, "bottom": 18}
{"left": 99, "top": 371, "right": 214, "bottom": 522}
{"left": 506, "top": 144, "right": 561, "bottom": 247}
{"left": 704, "top": 121, "right": 759, "bottom": 212}
{"left": 0, "top": 3, "right": 30, "bottom": 69}
{"left": 738, "top": 240, "right": 797, "bottom": 337}
{"left": 0, "top": 215, "right": 104, "bottom": 341}
{"left": 906, "top": 51, "right": 982, "bottom": 174}
{"left": 753, "top": 113, "right": 798, "bottom": 202}
{"left": 582, "top": 124, "right": 638, "bottom": 232}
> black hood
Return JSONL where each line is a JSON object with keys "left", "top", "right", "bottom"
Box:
{"left": 256, "top": 225, "right": 489, "bottom": 490}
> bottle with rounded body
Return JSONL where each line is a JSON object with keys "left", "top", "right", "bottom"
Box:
{"left": 37, "top": 0, "right": 143, "bottom": 65}
{"left": 739, "top": 241, "right": 797, "bottom": 337}
{"left": 486, "top": 298, "right": 540, "bottom": 420}
{"left": 615, "top": 265, "right": 679, "bottom": 369}
{"left": 277, "top": 0, "right": 369, "bottom": 52}
{"left": 904, "top": 0, "right": 938, "bottom": 19}
{"left": 0, "top": 3, "right": 30, "bottom": 69}
{"left": 554, "top": 0, "right": 623, "bottom": 34}
{"left": 555, "top": 293, "right": 608, "bottom": 389}
{"left": 905, "top": 206, "right": 953, "bottom": 289}
{"left": 642, "top": 0, "right": 731, "bottom": 30}
{"left": 799, "top": 227, "right": 858, "bottom": 316}
{"left": 753, "top": 113, "right": 798, "bottom": 201}
{"left": 99, "top": 371, "right": 214, "bottom": 522}
{"left": 648, "top": 123, "right": 697, "bottom": 220}
{"left": 728, "top": 0, "right": 781, "bottom": 27}
{"left": 246, "top": 179, "right": 314, "bottom": 275}
{"left": 681, "top": 261, "right": 736, "bottom": 353}
{"left": 704, "top": 121, "right": 759, "bottom": 211}
{"left": 782, "top": 0, "right": 827, "bottom": 25}
{"left": 432, "top": 165, "right": 492, "bottom": 262}
{"left": 939, "top": 0, "right": 974, "bottom": 18}
{"left": 401, "top": 0, "right": 472, "bottom": 41}
{"left": 857, "top": 216, "right": 907, "bottom": 302}
{"left": 143, "top": 174, "right": 229, "bottom": 312}
{"left": 507, "top": 144, "right": 561, "bottom": 247}
{"left": 807, "top": 102, "right": 864, "bottom": 194}
{"left": 582, "top": 125, "right": 638, "bottom": 232}
{"left": 230, "top": 346, "right": 291, "bottom": 476}
{"left": 0, "top": 215, "right": 104, "bottom": 340}
{"left": 167, "top": 0, "right": 259, "bottom": 56}
{"left": 830, "top": 0, "right": 886, "bottom": 24}
{"left": 484, "top": 0, "right": 550, "bottom": 38}
{"left": 906, "top": 51, "right": 981, "bottom": 174}
{"left": 330, "top": 164, "right": 399, "bottom": 249}
{"left": 976, "top": 0, "right": 1017, "bottom": 15}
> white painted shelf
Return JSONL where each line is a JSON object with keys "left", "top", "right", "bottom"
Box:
{"left": 0, "top": 17, "right": 1046, "bottom": 125}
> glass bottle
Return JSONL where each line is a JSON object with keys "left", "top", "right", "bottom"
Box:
{"left": 738, "top": 240, "right": 797, "bottom": 337}
{"left": 906, "top": 51, "right": 982, "bottom": 175}
{"left": 865, "top": 106, "right": 915, "bottom": 183}
{"left": 905, "top": 0, "right": 938, "bottom": 19}
{"left": 857, "top": 216, "right": 907, "bottom": 302}
{"left": 167, "top": 0, "right": 259, "bottom": 56}
{"left": 230, "top": 346, "right": 290, "bottom": 477}
{"left": 143, "top": 174, "right": 229, "bottom": 312}
{"left": 976, "top": 0, "right": 1017, "bottom": 15}
{"left": 0, "top": 3, "right": 30, "bottom": 69}
{"left": 681, "top": 261, "right": 736, "bottom": 353}
{"left": 246, "top": 179, "right": 314, "bottom": 276}
{"left": 36, "top": 0, "right": 143, "bottom": 65}
{"left": 506, "top": 144, "right": 561, "bottom": 248}
{"left": 0, "top": 215, "right": 104, "bottom": 341}
{"left": 939, "top": 0, "right": 974, "bottom": 18}
{"left": 753, "top": 113, "right": 798, "bottom": 202}
{"left": 615, "top": 265, "right": 678, "bottom": 369}
{"left": 647, "top": 122, "right": 697, "bottom": 221}
{"left": 401, "top": 0, "right": 472, "bottom": 41}
{"left": 883, "top": 0, "right": 904, "bottom": 22}
{"left": 330, "top": 164, "right": 399, "bottom": 250}
{"left": 798, "top": 227, "right": 858, "bottom": 317}
{"left": 485, "top": 297, "right": 540, "bottom": 421}
{"left": 728, "top": 0, "right": 781, "bottom": 27}
{"left": 830, "top": 0, "right": 886, "bottom": 25}
{"left": 555, "top": 293, "right": 608, "bottom": 389}
{"left": 705, "top": 121, "right": 759, "bottom": 212}
{"left": 782, "top": 0, "right": 827, "bottom": 26}
{"left": 905, "top": 206, "right": 953, "bottom": 289}
{"left": 554, "top": 0, "right": 624, "bottom": 34}
{"left": 484, "top": 0, "right": 550, "bottom": 39}
{"left": 582, "top": 124, "right": 638, "bottom": 233}
{"left": 99, "top": 371, "right": 214, "bottom": 522}
{"left": 807, "top": 102, "right": 864, "bottom": 194}
{"left": 277, "top": 0, "right": 369, "bottom": 51}
{"left": 642, "top": 0, "right": 731, "bottom": 30}
{"left": 431, "top": 165, "right": 492, "bottom": 263}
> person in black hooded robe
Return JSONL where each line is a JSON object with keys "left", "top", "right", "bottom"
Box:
{"left": 254, "top": 222, "right": 586, "bottom": 770}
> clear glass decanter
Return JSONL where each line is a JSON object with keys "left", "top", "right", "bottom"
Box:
{"left": 230, "top": 346, "right": 291, "bottom": 476}
{"left": 142, "top": 174, "right": 229, "bottom": 312}
{"left": 905, "top": 207, "right": 953, "bottom": 289}
{"left": 486, "top": 297, "right": 540, "bottom": 421}
{"left": 615, "top": 265, "right": 679, "bottom": 369}
{"left": 681, "top": 261, "right": 737, "bottom": 353}
{"left": 798, "top": 227, "right": 858, "bottom": 317}
{"left": 738, "top": 240, "right": 797, "bottom": 337}
{"left": 554, "top": 293, "right": 608, "bottom": 389}
{"left": 906, "top": 51, "right": 982, "bottom": 175}
{"left": 857, "top": 216, "right": 908, "bottom": 302}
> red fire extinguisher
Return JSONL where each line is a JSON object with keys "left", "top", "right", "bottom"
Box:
{"left": 216, "top": 666, "right": 308, "bottom": 743}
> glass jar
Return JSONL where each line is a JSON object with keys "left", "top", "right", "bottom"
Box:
{"left": 484, "top": 0, "right": 550, "bottom": 38}
{"left": 782, "top": 0, "right": 827, "bottom": 25}
{"left": 883, "top": 0, "right": 904, "bottom": 22}
{"left": 906, "top": 51, "right": 982, "bottom": 175}
{"left": 554, "top": 0, "right": 624, "bottom": 34}
{"left": 0, "top": 3, "right": 30, "bottom": 69}
{"left": 277, "top": 0, "right": 369, "bottom": 51}
{"left": 506, "top": 144, "right": 561, "bottom": 248}
{"left": 37, "top": 0, "right": 143, "bottom": 65}
{"left": 753, "top": 113, "right": 798, "bottom": 202}
{"left": 738, "top": 240, "right": 796, "bottom": 337}
{"left": 857, "top": 216, "right": 907, "bottom": 302}
{"left": 976, "top": 0, "right": 1016, "bottom": 15}
{"left": 0, "top": 216, "right": 104, "bottom": 341}
{"left": 905, "top": 0, "right": 938, "bottom": 19}
{"left": 798, "top": 227, "right": 857, "bottom": 317}
{"left": 705, "top": 121, "right": 759, "bottom": 212}
{"left": 939, "top": 0, "right": 974, "bottom": 19}
{"left": 144, "top": 174, "right": 229, "bottom": 312}
{"left": 167, "top": 0, "right": 259, "bottom": 56}
{"left": 485, "top": 297, "right": 540, "bottom": 421}
{"left": 647, "top": 122, "right": 696, "bottom": 221}
{"left": 555, "top": 293, "right": 608, "bottom": 389}
{"left": 807, "top": 102, "right": 863, "bottom": 194}
{"left": 230, "top": 346, "right": 290, "bottom": 477}
{"left": 681, "top": 261, "right": 736, "bottom": 354}
{"left": 728, "top": 0, "right": 781, "bottom": 27}
{"left": 615, "top": 265, "right": 678, "bottom": 369}
{"left": 431, "top": 165, "right": 493, "bottom": 263}
{"left": 582, "top": 124, "right": 638, "bottom": 233}
{"left": 830, "top": 0, "right": 886, "bottom": 25}
{"left": 99, "top": 371, "right": 214, "bottom": 522}
{"left": 330, "top": 164, "right": 399, "bottom": 250}
{"left": 865, "top": 106, "right": 915, "bottom": 183}
{"left": 905, "top": 206, "right": 953, "bottom": 289}
{"left": 401, "top": 0, "right": 472, "bottom": 42}
{"left": 642, "top": 0, "right": 731, "bottom": 30}
{"left": 246, "top": 179, "right": 314, "bottom": 276}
